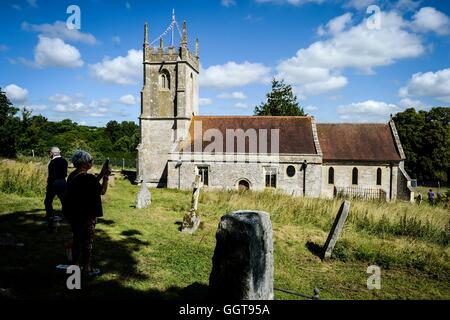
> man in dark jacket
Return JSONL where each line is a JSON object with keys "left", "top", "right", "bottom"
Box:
{"left": 44, "top": 147, "right": 68, "bottom": 225}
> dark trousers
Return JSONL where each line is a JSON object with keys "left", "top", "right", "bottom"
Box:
{"left": 71, "top": 218, "right": 97, "bottom": 270}
{"left": 44, "top": 179, "right": 66, "bottom": 219}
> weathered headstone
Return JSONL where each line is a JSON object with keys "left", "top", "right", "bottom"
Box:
{"left": 181, "top": 175, "right": 202, "bottom": 234}
{"left": 209, "top": 210, "right": 274, "bottom": 300}
{"left": 322, "top": 200, "right": 350, "bottom": 259}
{"left": 135, "top": 181, "right": 151, "bottom": 209}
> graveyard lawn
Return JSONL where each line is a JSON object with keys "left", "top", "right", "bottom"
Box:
{"left": 0, "top": 172, "right": 449, "bottom": 300}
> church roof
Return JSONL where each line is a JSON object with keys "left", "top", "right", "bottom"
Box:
{"left": 317, "top": 123, "right": 402, "bottom": 162}
{"left": 183, "top": 116, "right": 318, "bottom": 154}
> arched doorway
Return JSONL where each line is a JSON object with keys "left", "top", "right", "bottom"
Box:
{"left": 237, "top": 179, "right": 250, "bottom": 191}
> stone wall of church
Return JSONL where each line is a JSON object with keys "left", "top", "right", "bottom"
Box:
{"left": 137, "top": 119, "right": 176, "bottom": 186}
{"left": 167, "top": 159, "right": 322, "bottom": 198}
{"left": 320, "top": 163, "right": 399, "bottom": 200}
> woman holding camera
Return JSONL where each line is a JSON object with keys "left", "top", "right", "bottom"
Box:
{"left": 63, "top": 150, "right": 111, "bottom": 276}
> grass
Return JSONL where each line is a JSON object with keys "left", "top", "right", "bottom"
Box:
{"left": 0, "top": 160, "right": 449, "bottom": 300}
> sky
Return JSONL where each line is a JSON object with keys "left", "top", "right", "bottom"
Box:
{"left": 0, "top": 0, "right": 449, "bottom": 126}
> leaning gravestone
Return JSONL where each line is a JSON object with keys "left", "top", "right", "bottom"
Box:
{"left": 209, "top": 210, "right": 274, "bottom": 300}
{"left": 181, "top": 175, "right": 202, "bottom": 234}
{"left": 322, "top": 200, "right": 350, "bottom": 259}
{"left": 135, "top": 181, "right": 151, "bottom": 209}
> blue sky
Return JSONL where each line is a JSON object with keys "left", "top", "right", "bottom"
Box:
{"left": 0, "top": 0, "right": 449, "bottom": 126}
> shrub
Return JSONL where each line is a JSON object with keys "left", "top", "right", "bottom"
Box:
{"left": 0, "top": 160, "right": 47, "bottom": 196}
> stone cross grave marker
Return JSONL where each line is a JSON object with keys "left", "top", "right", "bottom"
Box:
{"left": 322, "top": 200, "right": 350, "bottom": 259}
{"left": 135, "top": 181, "right": 151, "bottom": 209}
{"left": 209, "top": 210, "right": 274, "bottom": 300}
{"left": 181, "top": 175, "right": 202, "bottom": 234}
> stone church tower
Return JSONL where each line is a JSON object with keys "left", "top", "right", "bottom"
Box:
{"left": 137, "top": 21, "right": 199, "bottom": 186}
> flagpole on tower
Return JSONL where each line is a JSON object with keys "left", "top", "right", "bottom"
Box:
{"left": 171, "top": 8, "right": 175, "bottom": 47}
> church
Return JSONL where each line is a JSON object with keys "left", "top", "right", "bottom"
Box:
{"left": 136, "top": 21, "right": 414, "bottom": 202}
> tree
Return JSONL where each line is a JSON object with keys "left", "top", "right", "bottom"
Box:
{"left": 393, "top": 107, "right": 450, "bottom": 183}
{"left": 0, "top": 88, "right": 19, "bottom": 157}
{"left": 254, "top": 79, "right": 305, "bottom": 116}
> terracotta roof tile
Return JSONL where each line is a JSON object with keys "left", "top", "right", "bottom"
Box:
{"left": 317, "top": 123, "right": 401, "bottom": 161}
{"left": 184, "top": 116, "right": 317, "bottom": 154}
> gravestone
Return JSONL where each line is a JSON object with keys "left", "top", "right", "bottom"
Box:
{"left": 181, "top": 175, "right": 202, "bottom": 234}
{"left": 209, "top": 210, "right": 274, "bottom": 300}
{"left": 322, "top": 200, "right": 350, "bottom": 259}
{"left": 135, "top": 181, "right": 151, "bottom": 209}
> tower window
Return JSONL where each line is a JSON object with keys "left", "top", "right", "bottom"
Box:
{"left": 376, "top": 168, "right": 382, "bottom": 186}
{"left": 352, "top": 167, "right": 358, "bottom": 185}
{"left": 160, "top": 70, "right": 170, "bottom": 90}
{"left": 328, "top": 167, "right": 334, "bottom": 185}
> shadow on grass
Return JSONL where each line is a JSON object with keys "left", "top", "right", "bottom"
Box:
{"left": 0, "top": 209, "right": 209, "bottom": 300}
{"left": 305, "top": 241, "right": 324, "bottom": 259}
{"left": 122, "top": 170, "right": 137, "bottom": 185}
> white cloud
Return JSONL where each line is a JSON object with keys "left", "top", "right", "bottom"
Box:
{"left": 222, "top": 0, "right": 236, "bottom": 6}
{"left": 49, "top": 94, "right": 113, "bottom": 117}
{"left": 411, "top": 7, "right": 450, "bottom": 35}
{"left": 0, "top": 44, "right": 9, "bottom": 52}
{"left": 277, "top": 11, "right": 424, "bottom": 96}
{"left": 49, "top": 94, "right": 73, "bottom": 104}
{"left": 54, "top": 102, "right": 87, "bottom": 113}
{"left": 344, "top": 0, "right": 373, "bottom": 10}
{"left": 394, "top": 0, "right": 421, "bottom": 12}
{"left": 254, "top": 0, "right": 325, "bottom": 5}
{"left": 398, "top": 98, "right": 429, "bottom": 110}
{"left": 4, "top": 84, "right": 29, "bottom": 103}
{"left": 89, "top": 99, "right": 111, "bottom": 108}
{"left": 33, "top": 36, "right": 84, "bottom": 68}
{"left": 337, "top": 100, "right": 401, "bottom": 117}
{"left": 89, "top": 49, "right": 142, "bottom": 85}
{"left": 12, "top": 4, "right": 21, "bottom": 10}
{"left": 218, "top": 91, "right": 247, "bottom": 100}
{"left": 317, "top": 13, "right": 352, "bottom": 36}
{"left": 305, "top": 105, "right": 319, "bottom": 112}
{"left": 125, "top": 2, "right": 131, "bottom": 10}
{"left": 23, "top": 104, "right": 47, "bottom": 112}
{"left": 399, "top": 68, "right": 450, "bottom": 103}
{"left": 199, "top": 98, "right": 213, "bottom": 106}
{"left": 234, "top": 102, "right": 250, "bottom": 108}
{"left": 22, "top": 21, "right": 97, "bottom": 44}
{"left": 200, "top": 61, "right": 271, "bottom": 88}
{"left": 119, "top": 94, "right": 137, "bottom": 105}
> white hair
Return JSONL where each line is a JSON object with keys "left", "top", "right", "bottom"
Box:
{"left": 71, "top": 150, "right": 93, "bottom": 168}
{"left": 49, "top": 146, "right": 60, "bottom": 156}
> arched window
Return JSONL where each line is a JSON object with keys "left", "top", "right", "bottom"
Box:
{"left": 328, "top": 167, "right": 334, "bottom": 184}
{"left": 376, "top": 168, "right": 382, "bottom": 186}
{"left": 352, "top": 167, "right": 358, "bottom": 185}
{"left": 238, "top": 179, "right": 250, "bottom": 191}
{"left": 160, "top": 70, "right": 170, "bottom": 90}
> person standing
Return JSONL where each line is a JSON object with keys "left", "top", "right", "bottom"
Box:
{"left": 63, "top": 150, "right": 110, "bottom": 276}
{"left": 44, "top": 147, "right": 68, "bottom": 225}
{"left": 427, "top": 189, "right": 435, "bottom": 205}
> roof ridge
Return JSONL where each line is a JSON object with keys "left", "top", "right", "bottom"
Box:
{"left": 193, "top": 115, "right": 312, "bottom": 119}
{"left": 317, "top": 122, "right": 388, "bottom": 125}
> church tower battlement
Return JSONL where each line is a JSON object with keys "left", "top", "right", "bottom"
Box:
{"left": 138, "top": 17, "right": 200, "bottom": 186}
